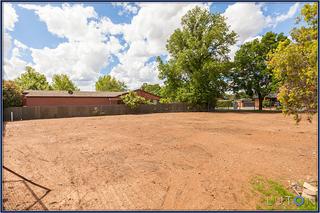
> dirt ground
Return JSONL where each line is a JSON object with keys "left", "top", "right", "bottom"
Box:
{"left": 2, "top": 112, "right": 318, "bottom": 210}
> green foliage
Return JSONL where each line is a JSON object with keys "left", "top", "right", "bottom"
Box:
{"left": 159, "top": 97, "right": 173, "bottom": 104}
{"left": 95, "top": 75, "right": 127, "bottom": 92}
{"left": 230, "top": 32, "right": 287, "bottom": 110}
{"left": 268, "top": 3, "right": 318, "bottom": 123}
{"left": 51, "top": 74, "right": 79, "bottom": 91}
{"left": 15, "top": 66, "right": 50, "bottom": 90}
{"left": 141, "top": 83, "right": 161, "bottom": 96}
{"left": 262, "top": 100, "right": 271, "bottom": 108}
{"left": 157, "top": 6, "right": 236, "bottom": 107}
{"left": 216, "top": 100, "right": 233, "bottom": 108}
{"left": 121, "top": 91, "right": 151, "bottom": 109}
{"left": 251, "top": 176, "right": 317, "bottom": 210}
{"left": 2, "top": 80, "right": 23, "bottom": 108}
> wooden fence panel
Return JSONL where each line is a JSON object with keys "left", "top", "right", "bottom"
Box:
{"left": 3, "top": 103, "right": 199, "bottom": 121}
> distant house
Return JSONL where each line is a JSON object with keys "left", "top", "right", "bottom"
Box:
{"left": 22, "top": 89, "right": 160, "bottom": 107}
{"left": 253, "top": 93, "right": 278, "bottom": 109}
{"left": 236, "top": 99, "right": 255, "bottom": 108}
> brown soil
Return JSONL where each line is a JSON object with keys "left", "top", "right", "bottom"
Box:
{"left": 2, "top": 112, "right": 318, "bottom": 210}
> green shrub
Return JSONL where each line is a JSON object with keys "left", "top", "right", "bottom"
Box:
{"left": 3, "top": 80, "right": 23, "bottom": 108}
{"left": 216, "top": 100, "right": 233, "bottom": 108}
{"left": 262, "top": 100, "right": 272, "bottom": 108}
{"left": 275, "top": 105, "right": 282, "bottom": 110}
{"left": 121, "top": 91, "right": 151, "bottom": 109}
{"left": 159, "top": 98, "right": 172, "bottom": 104}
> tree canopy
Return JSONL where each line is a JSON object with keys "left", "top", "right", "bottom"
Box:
{"left": 268, "top": 3, "right": 318, "bottom": 122}
{"left": 230, "top": 32, "right": 287, "bottom": 110}
{"left": 51, "top": 74, "right": 79, "bottom": 91}
{"left": 95, "top": 75, "right": 127, "bottom": 92}
{"left": 141, "top": 83, "right": 162, "bottom": 96}
{"left": 15, "top": 66, "right": 50, "bottom": 90}
{"left": 157, "top": 6, "right": 236, "bottom": 107}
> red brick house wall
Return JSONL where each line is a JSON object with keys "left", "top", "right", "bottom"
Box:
{"left": 24, "top": 97, "right": 113, "bottom": 106}
{"left": 22, "top": 89, "right": 161, "bottom": 107}
{"left": 135, "top": 89, "right": 160, "bottom": 101}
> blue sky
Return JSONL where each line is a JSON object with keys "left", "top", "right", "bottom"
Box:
{"left": 3, "top": 2, "right": 306, "bottom": 90}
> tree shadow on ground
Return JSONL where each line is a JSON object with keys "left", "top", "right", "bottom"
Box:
{"left": 2, "top": 166, "right": 51, "bottom": 210}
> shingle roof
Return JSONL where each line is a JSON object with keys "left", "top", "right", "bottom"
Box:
{"left": 23, "top": 90, "right": 126, "bottom": 98}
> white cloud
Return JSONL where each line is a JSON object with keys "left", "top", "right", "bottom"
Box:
{"left": 223, "top": 3, "right": 271, "bottom": 44}
{"left": 274, "top": 3, "right": 300, "bottom": 27}
{"left": 110, "top": 3, "right": 211, "bottom": 88}
{"left": 6, "top": 2, "right": 300, "bottom": 90}
{"left": 3, "top": 3, "right": 19, "bottom": 31}
{"left": 227, "top": 45, "right": 240, "bottom": 61}
{"left": 18, "top": 3, "right": 125, "bottom": 90}
{"left": 14, "top": 39, "right": 28, "bottom": 49}
{"left": 222, "top": 2, "right": 298, "bottom": 60}
{"left": 243, "top": 35, "right": 262, "bottom": 43}
{"left": 222, "top": 3, "right": 272, "bottom": 60}
{"left": 99, "top": 17, "right": 125, "bottom": 35}
{"left": 111, "top": 56, "right": 161, "bottom": 89}
{"left": 3, "top": 40, "right": 29, "bottom": 80}
{"left": 15, "top": 3, "right": 206, "bottom": 89}
{"left": 19, "top": 4, "right": 98, "bottom": 41}
{"left": 112, "top": 2, "right": 139, "bottom": 16}
{"left": 29, "top": 35, "right": 123, "bottom": 82}
{"left": 2, "top": 3, "right": 28, "bottom": 80}
{"left": 3, "top": 3, "right": 19, "bottom": 58}
{"left": 3, "top": 33, "right": 12, "bottom": 58}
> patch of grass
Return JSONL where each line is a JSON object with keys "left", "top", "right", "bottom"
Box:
{"left": 251, "top": 176, "right": 318, "bottom": 210}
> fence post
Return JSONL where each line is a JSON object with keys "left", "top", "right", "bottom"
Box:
{"left": 10, "top": 112, "right": 13, "bottom": 122}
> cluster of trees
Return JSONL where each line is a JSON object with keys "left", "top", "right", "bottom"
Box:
{"left": 229, "top": 32, "right": 287, "bottom": 110}
{"left": 2, "top": 65, "right": 128, "bottom": 108}
{"left": 2, "top": 3, "right": 317, "bottom": 122}
{"left": 95, "top": 75, "right": 127, "bottom": 92}
{"left": 3, "top": 66, "right": 80, "bottom": 107}
{"left": 156, "top": 3, "right": 318, "bottom": 122}
{"left": 12, "top": 66, "right": 79, "bottom": 92}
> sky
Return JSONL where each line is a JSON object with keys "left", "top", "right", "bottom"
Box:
{"left": 3, "top": 2, "right": 306, "bottom": 91}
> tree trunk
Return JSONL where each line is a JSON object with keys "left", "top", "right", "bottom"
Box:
{"left": 258, "top": 94, "right": 263, "bottom": 111}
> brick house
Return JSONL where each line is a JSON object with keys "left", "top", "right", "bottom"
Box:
{"left": 253, "top": 93, "right": 278, "bottom": 109}
{"left": 22, "top": 89, "right": 160, "bottom": 107}
{"left": 236, "top": 99, "right": 255, "bottom": 108}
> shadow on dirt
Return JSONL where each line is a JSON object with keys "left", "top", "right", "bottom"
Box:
{"left": 2, "top": 166, "right": 51, "bottom": 210}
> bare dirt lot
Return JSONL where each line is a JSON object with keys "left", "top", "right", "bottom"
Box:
{"left": 2, "top": 112, "right": 318, "bottom": 210}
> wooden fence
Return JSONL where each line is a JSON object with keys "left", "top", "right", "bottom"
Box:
{"left": 3, "top": 103, "right": 207, "bottom": 121}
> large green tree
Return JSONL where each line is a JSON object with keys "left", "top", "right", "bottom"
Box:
{"left": 157, "top": 6, "right": 236, "bottom": 107}
{"left": 268, "top": 3, "right": 318, "bottom": 122}
{"left": 15, "top": 66, "right": 50, "bottom": 90}
{"left": 141, "top": 83, "right": 162, "bottom": 96}
{"left": 230, "top": 32, "right": 287, "bottom": 110}
{"left": 2, "top": 80, "right": 23, "bottom": 108}
{"left": 95, "top": 75, "right": 127, "bottom": 92}
{"left": 51, "top": 74, "right": 79, "bottom": 91}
